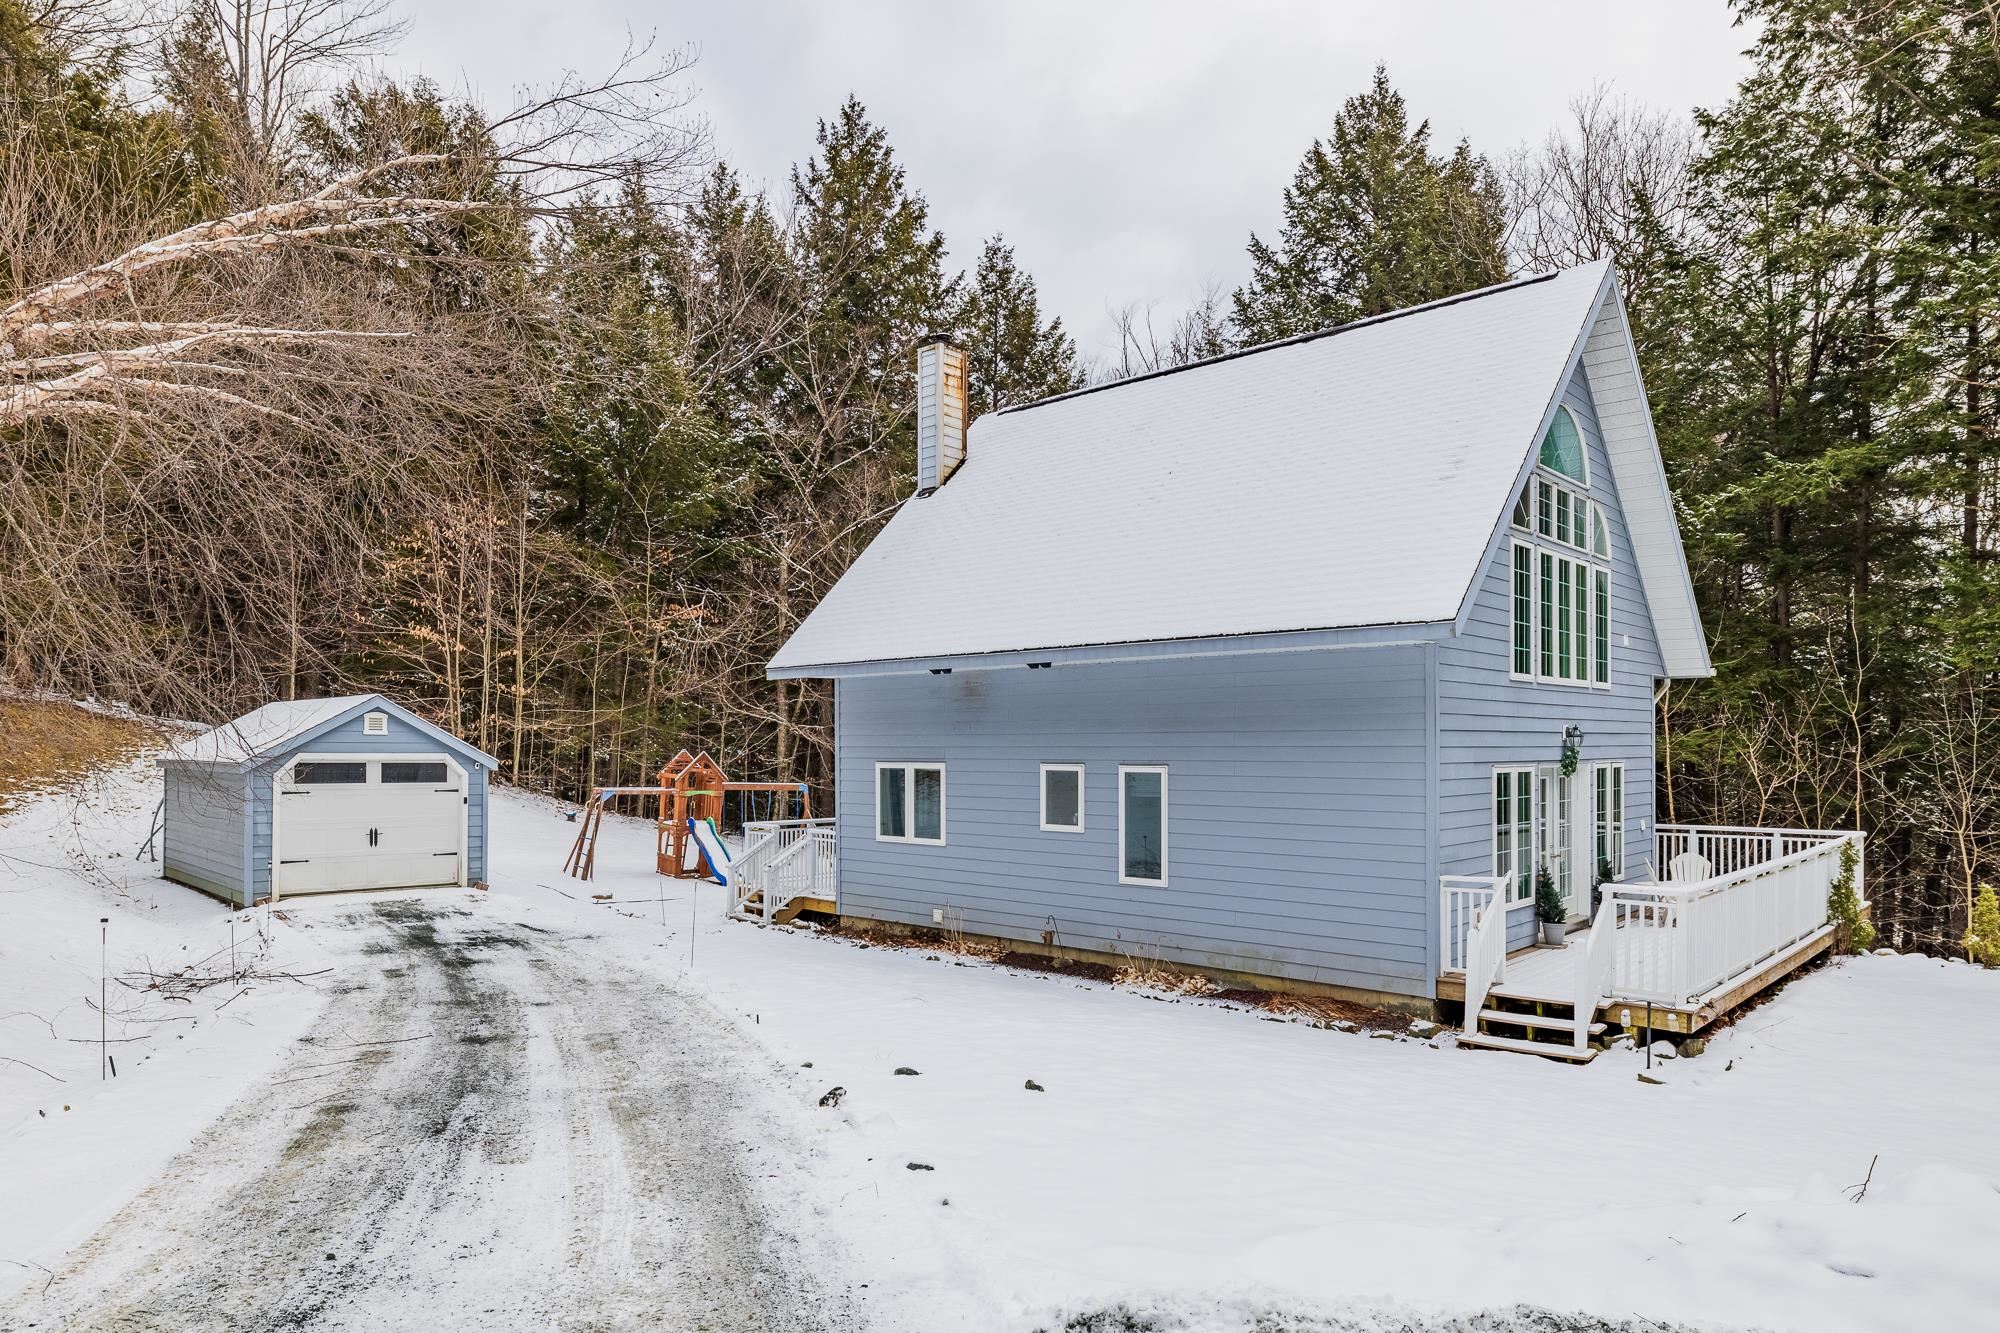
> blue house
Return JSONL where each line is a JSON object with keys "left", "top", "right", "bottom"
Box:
{"left": 159, "top": 694, "right": 494, "bottom": 907}
{"left": 759, "top": 262, "right": 1864, "bottom": 1057}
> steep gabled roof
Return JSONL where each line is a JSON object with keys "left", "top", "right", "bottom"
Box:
{"left": 163, "top": 695, "right": 498, "bottom": 768}
{"left": 770, "top": 260, "right": 1710, "bottom": 679}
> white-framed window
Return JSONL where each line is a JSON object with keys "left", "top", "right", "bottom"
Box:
{"left": 875, "top": 762, "right": 946, "bottom": 844}
{"left": 1593, "top": 762, "right": 1625, "bottom": 883}
{"left": 1117, "top": 765, "right": 1167, "bottom": 886}
{"left": 1539, "top": 405, "right": 1589, "bottom": 484}
{"left": 1493, "top": 766, "right": 1535, "bottom": 902}
{"left": 1510, "top": 544, "right": 1606, "bottom": 687}
{"left": 1039, "top": 763, "right": 1084, "bottom": 832}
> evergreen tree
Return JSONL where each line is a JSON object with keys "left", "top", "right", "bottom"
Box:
{"left": 955, "top": 234, "right": 1082, "bottom": 414}
{"left": 1645, "top": 0, "right": 2000, "bottom": 947}
{"left": 1966, "top": 884, "right": 2000, "bottom": 967}
{"left": 1231, "top": 65, "right": 1508, "bottom": 343}
{"left": 539, "top": 179, "right": 732, "bottom": 552}
{"left": 790, "top": 95, "right": 955, "bottom": 400}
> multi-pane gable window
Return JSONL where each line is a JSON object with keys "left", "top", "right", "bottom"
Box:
{"left": 1539, "top": 406, "right": 1586, "bottom": 480}
{"left": 1508, "top": 405, "right": 1612, "bottom": 689}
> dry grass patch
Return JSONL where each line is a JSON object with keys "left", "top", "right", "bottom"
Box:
{"left": 0, "top": 697, "right": 166, "bottom": 813}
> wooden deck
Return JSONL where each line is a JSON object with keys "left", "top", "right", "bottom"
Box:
{"left": 1438, "top": 920, "right": 1838, "bottom": 1035}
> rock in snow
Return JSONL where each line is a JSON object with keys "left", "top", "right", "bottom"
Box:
{"left": 1024, "top": 1079, "right": 1044, "bottom": 1092}
{"left": 893, "top": 1066, "right": 920, "bottom": 1076}
{"left": 816, "top": 1086, "right": 845, "bottom": 1107}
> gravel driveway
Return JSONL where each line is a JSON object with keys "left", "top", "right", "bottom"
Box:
{"left": 3, "top": 897, "right": 864, "bottom": 1332}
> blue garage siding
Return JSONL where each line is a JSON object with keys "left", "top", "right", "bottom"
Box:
{"left": 160, "top": 761, "right": 248, "bottom": 903}
{"left": 1437, "top": 362, "right": 1665, "bottom": 948}
{"left": 244, "top": 706, "right": 490, "bottom": 901}
{"left": 835, "top": 644, "right": 1437, "bottom": 1002}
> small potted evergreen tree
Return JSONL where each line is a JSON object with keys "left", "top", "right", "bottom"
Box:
{"left": 1535, "top": 864, "right": 1567, "bottom": 945}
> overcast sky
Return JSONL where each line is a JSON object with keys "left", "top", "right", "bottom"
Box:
{"left": 387, "top": 2, "right": 1754, "bottom": 364}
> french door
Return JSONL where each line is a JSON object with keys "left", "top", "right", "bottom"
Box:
{"left": 1535, "top": 764, "right": 1581, "bottom": 921}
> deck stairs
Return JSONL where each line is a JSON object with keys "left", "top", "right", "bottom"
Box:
{"left": 1457, "top": 984, "right": 1606, "bottom": 1063}
{"left": 733, "top": 888, "right": 828, "bottom": 926}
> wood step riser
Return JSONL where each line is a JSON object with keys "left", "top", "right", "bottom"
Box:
{"left": 1457, "top": 1031, "right": 1600, "bottom": 1063}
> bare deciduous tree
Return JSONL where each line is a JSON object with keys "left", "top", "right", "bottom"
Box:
{"left": 1503, "top": 85, "right": 1697, "bottom": 287}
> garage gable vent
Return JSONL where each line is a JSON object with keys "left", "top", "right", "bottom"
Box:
{"left": 363, "top": 711, "right": 388, "bottom": 736}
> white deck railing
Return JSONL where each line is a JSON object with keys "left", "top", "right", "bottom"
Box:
{"left": 1593, "top": 825, "right": 1863, "bottom": 1007}
{"left": 731, "top": 818, "right": 836, "bottom": 921}
{"left": 1443, "top": 825, "right": 1865, "bottom": 1026}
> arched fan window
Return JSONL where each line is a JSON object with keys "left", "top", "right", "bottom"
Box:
{"left": 1539, "top": 406, "right": 1586, "bottom": 481}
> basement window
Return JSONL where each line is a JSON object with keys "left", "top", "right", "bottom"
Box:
{"left": 1040, "top": 764, "right": 1084, "bottom": 832}
{"left": 876, "top": 762, "right": 946, "bottom": 844}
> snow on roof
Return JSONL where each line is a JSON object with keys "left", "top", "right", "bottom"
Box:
{"left": 164, "top": 696, "right": 383, "bottom": 765}
{"left": 773, "top": 261, "right": 1704, "bottom": 676}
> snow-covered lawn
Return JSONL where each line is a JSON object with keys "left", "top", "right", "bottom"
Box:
{"left": 5, "top": 758, "right": 1998, "bottom": 1332}
{"left": 482, "top": 790, "right": 2000, "bottom": 1333}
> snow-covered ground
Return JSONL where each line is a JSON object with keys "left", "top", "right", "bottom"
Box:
{"left": 0, "top": 756, "right": 333, "bottom": 1294}
{"left": 6, "top": 759, "right": 1999, "bottom": 1331}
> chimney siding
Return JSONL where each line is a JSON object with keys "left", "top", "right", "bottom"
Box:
{"left": 915, "top": 337, "right": 968, "bottom": 493}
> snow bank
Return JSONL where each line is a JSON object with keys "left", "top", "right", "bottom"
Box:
{"left": 481, "top": 789, "right": 2000, "bottom": 1333}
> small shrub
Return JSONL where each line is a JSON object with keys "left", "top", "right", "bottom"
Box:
{"left": 1965, "top": 884, "right": 2000, "bottom": 968}
{"left": 1827, "top": 840, "right": 1874, "bottom": 954}
{"left": 1534, "top": 864, "right": 1567, "bottom": 924}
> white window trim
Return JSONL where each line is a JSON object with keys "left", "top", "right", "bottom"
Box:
{"left": 1117, "top": 765, "right": 1169, "bottom": 887}
{"left": 874, "top": 761, "right": 947, "bottom": 845}
{"left": 1492, "top": 765, "right": 1536, "bottom": 904}
{"left": 1511, "top": 536, "right": 1611, "bottom": 691}
{"left": 1540, "top": 404, "right": 1592, "bottom": 487}
{"left": 1593, "top": 761, "right": 1626, "bottom": 883}
{"left": 1039, "top": 763, "right": 1085, "bottom": 833}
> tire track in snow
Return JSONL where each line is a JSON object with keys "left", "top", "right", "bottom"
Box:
{"left": 2, "top": 898, "right": 862, "bottom": 1332}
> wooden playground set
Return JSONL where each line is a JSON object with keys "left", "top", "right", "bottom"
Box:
{"left": 561, "top": 749, "right": 811, "bottom": 883}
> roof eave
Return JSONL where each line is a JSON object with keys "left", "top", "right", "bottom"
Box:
{"left": 768, "top": 619, "right": 1455, "bottom": 680}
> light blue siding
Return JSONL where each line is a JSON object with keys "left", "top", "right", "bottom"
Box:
{"left": 835, "top": 645, "right": 1436, "bottom": 1001}
{"left": 160, "top": 762, "right": 247, "bottom": 903}
{"left": 825, "top": 362, "right": 1670, "bottom": 1000}
{"left": 1438, "top": 362, "right": 1664, "bottom": 949}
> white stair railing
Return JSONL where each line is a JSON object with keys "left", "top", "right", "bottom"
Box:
{"left": 731, "top": 818, "right": 836, "bottom": 921}
{"left": 1569, "top": 895, "right": 1619, "bottom": 1051}
{"left": 1441, "top": 875, "right": 1508, "bottom": 1026}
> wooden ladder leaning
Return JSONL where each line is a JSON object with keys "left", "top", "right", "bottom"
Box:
{"left": 563, "top": 792, "right": 611, "bottom": 881}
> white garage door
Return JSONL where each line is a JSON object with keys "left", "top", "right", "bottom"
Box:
{"left": 277, "top": 757, "right": 464, "bottom": 895}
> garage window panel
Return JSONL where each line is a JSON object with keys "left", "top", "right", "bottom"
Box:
{"left": 294, "top": 761, "right": 366, "bottom": 784}
{"left": 383, "top": 761, "right": 450, "bottom": 784}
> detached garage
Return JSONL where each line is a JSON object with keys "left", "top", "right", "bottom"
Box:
{"left": 159, "top": 695, "right": 495, "bottom": 906}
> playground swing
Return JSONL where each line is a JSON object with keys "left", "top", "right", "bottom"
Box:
{"left": 561, "top": 748, "right": 811, "bottom": 884}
